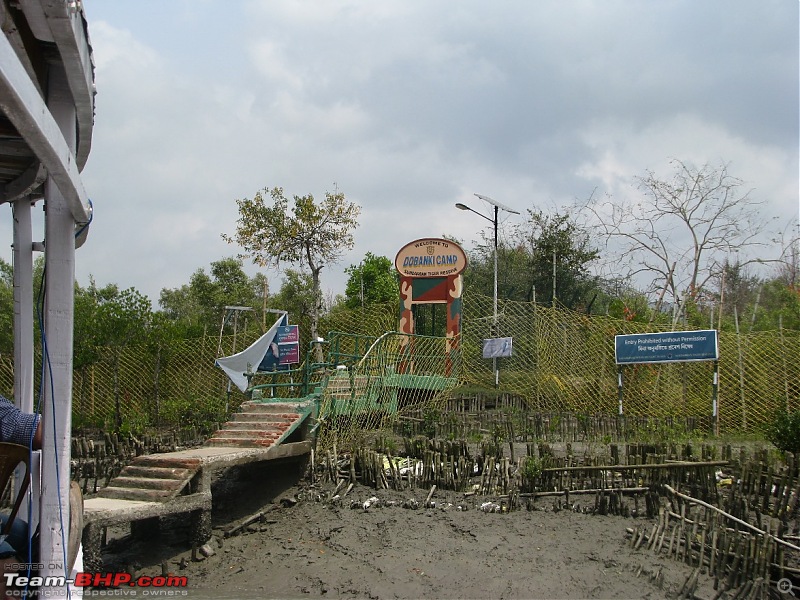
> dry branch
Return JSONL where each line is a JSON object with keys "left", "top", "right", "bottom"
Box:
{"left": 663, "top": 484, "right": 800, "bottom": 553}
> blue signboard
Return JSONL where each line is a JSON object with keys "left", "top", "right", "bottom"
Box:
{"left": 275, "top": 325, "right": 299, "bottom": 344}
{"left": 615, "top": 330, "right": 718, "bottom": 365}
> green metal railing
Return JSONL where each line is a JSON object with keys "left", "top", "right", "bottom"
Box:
{"left": 246, "top": 331, "right": 379, "bottom": 399}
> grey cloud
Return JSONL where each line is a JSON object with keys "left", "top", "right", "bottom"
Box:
{"left": 57, "top": 0, "right": 798, "bottom": 302}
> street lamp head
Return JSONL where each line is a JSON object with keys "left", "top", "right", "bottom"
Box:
{"left": 455, "top": 201, "right": 493, "bottom": 223}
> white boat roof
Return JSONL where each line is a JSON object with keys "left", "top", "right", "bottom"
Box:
{"left": 0, "top": 0, "right": 95, "bottom": 222}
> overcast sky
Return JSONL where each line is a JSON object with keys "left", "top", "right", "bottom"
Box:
{"left": 15, "top": 0, "right": 799, "bottom": 305}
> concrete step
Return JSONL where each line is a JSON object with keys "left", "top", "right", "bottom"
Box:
{"left": 222, "top": 421, "right": 288, "bottom": 432}
{"left": 130, "top": 456, "right": 201, "bottom": 470}
{"left": 205, "top": 437, "right": 277, "bottom": 449}
{"left": 111, "top": 476, "right": 187, "bottom": 492}
{"left": 208, "top": 429, "right": 281, "bottom": 440}
{"left": 98, "top": 486, "right": 174, "bottom": 503}
{"left": 230, "top": 411, "right": 300, "bottom": 423}
{"left": 240, "top": 401, "right": 311, "bottom": 413}
{"left": 231, "top": 411, "right": 300, "bottom": 423}
{"left": 120, "top": 465, "right": 193, "bottom": 480}
{"left": 203, "top": 399, "right": 312, "bottom": 449}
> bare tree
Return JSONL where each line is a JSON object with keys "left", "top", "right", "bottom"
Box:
{"left": 775, "top": 221, "right": 800, "bottom": 288}
{"left": 587, "top": 159, "right": 777, "bottom": 309}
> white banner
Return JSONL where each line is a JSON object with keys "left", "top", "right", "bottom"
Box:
{"left": 215, "top": 313, "right": 287, "bottom": 392}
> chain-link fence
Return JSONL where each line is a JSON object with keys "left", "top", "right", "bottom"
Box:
{"left": 460, "top": 294, "right": 799, "bottom": 432}
{"left": 0, "top": 290, "right": 796, "bottom": 436}
{"left": 315, "top": 330, "right": 461, "bottom": 451}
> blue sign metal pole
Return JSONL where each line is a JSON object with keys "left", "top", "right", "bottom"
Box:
{"left": 617, "top": 368, "right": 623, "bottom": 415}
{"left": 712, "top": 361, "right": 719, "bottom": 435}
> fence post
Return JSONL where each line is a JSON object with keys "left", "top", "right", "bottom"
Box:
{"left": 778, "top": 315, "right": 790, "bottom": 412}
{"left": 712, "top": 361, "right": 719, "bottom": 436}
{"left": 733, "top": 307, "right": 748, "bottom": 431}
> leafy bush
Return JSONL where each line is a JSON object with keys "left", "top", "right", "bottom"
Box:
{"left": 422, "top": 406, "right": 440, "bottom": 438}
{"left": 520, "top": 456, "right": 542, "bottom": 493}
{"left": 765, "top": 409, "right": 800, "bottom": 454}
{"left": 160, "top": 394, "right": 228, "bottom": 434}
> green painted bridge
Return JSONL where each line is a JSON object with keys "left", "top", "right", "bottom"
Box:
{"left": 247, "top": 330, "right": 461, "bottom": 421}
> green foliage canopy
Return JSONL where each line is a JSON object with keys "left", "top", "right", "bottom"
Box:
{"left": 159, "top": 257, "right": 265, "bottom": 335}
{"left": 462, "top": 208, "right": 601, "bottom": 311}
{"left": 344, "top": 253, "right": 398, "bottom": 309}
{"left": 0, "top": 259, "right": 13, "bottom": 356}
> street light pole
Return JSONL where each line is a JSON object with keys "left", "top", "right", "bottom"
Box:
{"left": 492, "top": 204, "right": 498, "bottom": 346}
{"left": 456, "top": 194, "right": 519, "bottom": 388}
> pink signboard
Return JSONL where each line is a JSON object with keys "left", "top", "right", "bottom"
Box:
{"left": 278, "top": 341, "right": 300, "bottom": 365}
{"left": 277, "top": 325, "right": 299, "bottom": 365}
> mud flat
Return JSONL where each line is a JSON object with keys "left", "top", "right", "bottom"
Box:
{"left": 96, "top": 462, "right": 718, "bottom": 600}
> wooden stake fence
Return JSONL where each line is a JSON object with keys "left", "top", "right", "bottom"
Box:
{"left": 317, "top": 437, "right": 798, "bottom": 598}
{"left": 628, "top": 483, "right": 799, "bottom": 599}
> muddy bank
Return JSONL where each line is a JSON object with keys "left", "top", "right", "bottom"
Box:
{"left": 97, "top": 461, "right": 717, "bottom": 600}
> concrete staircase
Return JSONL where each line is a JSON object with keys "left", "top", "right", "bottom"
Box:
{"left": 326, "top": 372, "right": 371, "bottom": 400}
{"left": 96, "top": 399, "right": 316, "bottom": 503}
{"left": 97, "top": 456, "right": 201, "bottom": 503}
{"left": 205, "top": 400, "right": 313, "bottom": 449}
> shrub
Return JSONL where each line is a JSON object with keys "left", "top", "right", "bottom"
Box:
{"left": 160, "top": 394, "right": 228, "bottom": 434}
{"left": 422, "top": 405, "right": 440, "bottom": 438}
{"left": 520, "top": 456, "right": 542, "bottom": 493}
{"left": 765, "top": 409, "right": 800, "bottom": 454}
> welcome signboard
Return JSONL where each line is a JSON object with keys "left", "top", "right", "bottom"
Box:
{"left": 395, "top": 238, "right": 468, "bottom": 278}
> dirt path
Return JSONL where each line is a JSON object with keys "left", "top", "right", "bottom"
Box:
{"left": 97, "top": 462, "right": 717, "bottom": 600}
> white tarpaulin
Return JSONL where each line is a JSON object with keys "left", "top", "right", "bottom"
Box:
{"left": 215, "top": 313, "right": 287, "bottom": 392}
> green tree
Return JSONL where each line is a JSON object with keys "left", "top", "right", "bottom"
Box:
{"left": 698, "top": 257, "right": 800, "bottom": 332}
{"left": 143, "top": 311, "right": 188, "bottom": 427}
{"left": 74, "top": 277, "right": 111, "bottom": 370}
{"left": 0, "top": 256, "right": 51, "bottom": 359}
{"left": 0, "top": 259, "right": 14, "bottom": 356}
{"left": 711, "top": 259, "right": 762, "bottom": 328}
{"left": 462, "top": 209, "right": 601, "bottom": 310}
{"left": 97, "top": 286, "right": 153, "bottom": 428}
{"left": 517, "top": 210, "right": 600, "bottom": 309}
{"left": 159, "top": 257, "right": 265, "bottom": 336}
{"left": 344, "top": 253, "right": 398, "bottom": 309}
{"left": 754, "top": 278, "right": 800, "bottom": 331}
{"left": 268, "top": 269, "right": 316, "bottom": 328}
{"left": 223, "top": 186, "right": 360, "bottom": 357}
{"left": 464, "top": 241, "right": 533, "bottom": 303}
{"left": 157, "top": 284, "right": 201, "bottom": 333}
